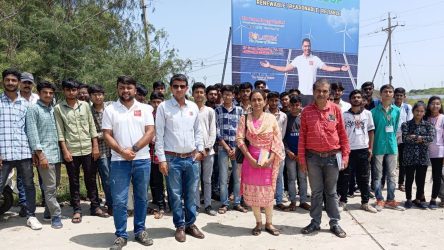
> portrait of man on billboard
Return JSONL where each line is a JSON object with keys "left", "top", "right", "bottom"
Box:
{"left": 260, "top": 38, "right": 350, "bottom": 99}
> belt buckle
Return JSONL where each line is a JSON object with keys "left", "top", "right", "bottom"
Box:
{"left": 179, "top": 153, "right": 188, "bottom": 158}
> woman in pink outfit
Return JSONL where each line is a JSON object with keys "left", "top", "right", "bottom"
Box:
{"left": 236, "top": 90, "right": 284, "bottom": 236}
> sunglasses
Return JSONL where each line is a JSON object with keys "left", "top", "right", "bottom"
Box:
{"left": 172, "top": 84, "right": 187, "bottom": 90}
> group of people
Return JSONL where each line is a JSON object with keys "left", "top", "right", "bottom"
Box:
{"left": 1, "top": 68, "right": 444, "bottom": 250}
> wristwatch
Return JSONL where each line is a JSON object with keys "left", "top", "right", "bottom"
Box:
{"left": 132, "top": 145, "right": 140, "bottom": 153}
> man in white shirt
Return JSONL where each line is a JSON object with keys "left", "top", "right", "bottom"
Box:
{"left": 260, "top": 38, "right": 349, "bottom": 103}
{"left": 192, "top": 82, "right": 217, "bottom": 216}
{"left": 331, "top": 82, "right": 351, "bottom": 113}
{"left": 394, "top": 87, "right": 413, "bottom": 192}
{"left": 340, "top": 90, "right": 377, "bottom": 213}
{"left": 156, "top": 74, "right": 205, "bottom": 243}
{"left": 103, "top": 75, "right": 155, "bottom": 249}
{"left": 266, "top": 91, "right": 288, "bottom": 210}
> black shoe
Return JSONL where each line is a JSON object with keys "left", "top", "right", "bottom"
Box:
{"left": 18, "top": 205, "right": 27, "bottom": 217}
{"left": 205, "top": 206, "right": 217, "bottom": 216}
{"left": 135, "top": 230, "right": 153, "bottom": 246}
{"left": 301, "top": 223, "right": 320, "bottom": 234}
{"left": 330, "top": 225, "right": 346, "bottom": 238}
{"left": 110, "top": 237, "right": 127, "bottom": 250}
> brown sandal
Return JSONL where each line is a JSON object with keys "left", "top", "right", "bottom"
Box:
{"left": 154, "top": 209, "right": 164, "bottom": 219}
{"left": 92, "top": 207, "right": 110, "bottom": 218}
{"left": 288, "top": 201, "right": 297, "bottom": 211}
{"left": 252, "top": 222, "right": 262, "bottom": 236}
{"left": 275, "top": 203, "right": 290, "bottom": 211}
{"left": 265, "top": 223, "right": 280, "bottom": 236}
{"left": 218, "top": 205, "right": 228, "bottom": 214}
{"left": 71, "top": 213, "right": 82, "bottom": 224}
{"left": 233, "top": 205, "right": 248, "bottom": 213}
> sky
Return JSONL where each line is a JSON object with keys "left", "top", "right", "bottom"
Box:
{"left": 145, "top": 0, "right": 444, "bottom": 91}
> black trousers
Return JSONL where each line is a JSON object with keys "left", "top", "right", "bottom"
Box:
{"left": 65, "top": 154, "right": 99, "bottom": 213}
{"left": 398, "top": 143, "right": 406, "bottom": 185}
{"left": 430, "top": 158, "right": 443, "bottom": 199}
{"left": 150, "top": 162, "right": 166, "bottom": 209}
{"left": 338, "top": 149, "right": 371, "bottom": 204}
{"left": 405, "top": 165, "right": 427, "bottom": 201}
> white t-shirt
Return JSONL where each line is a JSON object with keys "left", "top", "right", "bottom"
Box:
{"left": 339, "top": 99, "right": 352, "bottom": 113}
{"left": 290, "top": 54, "right": 325, "bottom": 95}
{"left": 102, "top": 100, "right": 154, "bottom": 161}
{"left": 396, "top": 103, "right": 413, "bottom": 144}
{"left": 343, "top": 109, "right": 375, "bottom": 150}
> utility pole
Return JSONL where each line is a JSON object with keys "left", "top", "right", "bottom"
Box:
{"left": 140, "top": 0, "right": 150, "bottom": 58}
{"left": 372, "top": 12, "right": 404, "bottom": 85}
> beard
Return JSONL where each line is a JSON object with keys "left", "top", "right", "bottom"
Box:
{"left": 119, "top": 95, "right": 134, "bottom": 102}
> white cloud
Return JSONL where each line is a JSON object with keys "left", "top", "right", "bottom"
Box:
{"left": 327, "top": 8, "right": 359, "bottom": 33}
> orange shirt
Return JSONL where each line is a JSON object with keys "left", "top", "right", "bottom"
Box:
{"left": 298, "top": 101, "right": 350, "bottom": 165}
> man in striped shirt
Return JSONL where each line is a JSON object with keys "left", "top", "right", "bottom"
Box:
{"left": 298, "top": 78, "right": 350, "bottom": 238}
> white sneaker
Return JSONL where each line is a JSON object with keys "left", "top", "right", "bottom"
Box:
{"left": 27, "top": 216, "right": 43, "bottom": 230}
{"left": 360, "top": 203, "right": 378, "bottom": 213}
{"left": 338, "top": 202, "right": 347, "bottom": 212}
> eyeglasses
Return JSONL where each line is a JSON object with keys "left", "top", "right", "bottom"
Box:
{"left": 172, "top": 84, "right": 187, "bottom": 90}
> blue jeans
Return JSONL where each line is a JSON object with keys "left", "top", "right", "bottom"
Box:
{"left": 373, "top": 154, "right": 397, "bottom": 201}
{"left": 218, "top": 147, "right": 241, "bottom": 206}
{"left": 286, "top": 156, "right": 308, "bottom": 203}
{"left": 96, "top": 157, "right": 112, "bottom": 208}
{"left": 0, "top": 159, "right": 36, "bottom": 217}
{"left": 306, "top": 152, "right": 340, "bottom": 227}
{"left": 275, "top": 160, "right": 285, "bottom": 204}
{"left": 110, "top": 159, "right": 151, "bottom": 239}
{"left": 166, "top": 155, "right": 199, "bottom": 228}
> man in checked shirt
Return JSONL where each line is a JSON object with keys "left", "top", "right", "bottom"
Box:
{"left": 298, "top": 78, "right": 350, "bottom": 238}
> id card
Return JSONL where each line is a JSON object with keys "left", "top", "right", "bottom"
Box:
{"left": 385, "top": 125, "right": 394, "bottom": 133}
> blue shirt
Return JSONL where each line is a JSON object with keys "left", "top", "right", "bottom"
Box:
{"left": 155, "top": 98, "right": 204, "bottom": 162}
{"left": 284, "top": 113, "right": 301, "bottom": 154}
{"left": 215, "top": 104, "right": 243, "bottom": 148}
{"left": 26, "top": 100, "right": 61, "bottom": 164}
{"left": 0, "top": 93, "right": 32, "bottom": 161}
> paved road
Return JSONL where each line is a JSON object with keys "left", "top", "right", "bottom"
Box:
{"left": 1, "top": 169, "right": 443, "bottom": 250}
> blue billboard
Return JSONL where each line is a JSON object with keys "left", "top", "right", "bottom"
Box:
{"left": 231, "top": 0, "right": 360, "bottom": 95}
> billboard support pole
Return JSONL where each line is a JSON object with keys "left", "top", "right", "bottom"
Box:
{"left": 221, "top": 27, "right": 232, "bottom": 84}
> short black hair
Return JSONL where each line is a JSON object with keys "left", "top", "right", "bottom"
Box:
{"left": 213, "top": 83, "right": 223, "bottom": 90}
{"left": 62, "top": 79, "right": 79, "bottom": 89}
{"left": 205, "top": 85, "right": 218, "bottom": 95}
{"left": 361, "top": 81, "right": 374, "bottom": 90}
{"left": 136, "top": 84, "right": 148, "bottom": 96}
{"left": 117, "top": 75, "right": 137, "bottom": 86}
{"left": 169, "top": 74, "right": 188, "bottom": 86}
{"left": 153, "top": 81, "right": 166, "bottom": 89}
{"left": 192, "top": 82, "right": 206, "bottom": 92}
{"left": 348, "top": 89, "right": 362, "bottom": 101}
{"left": 220, "top": 85, "right": 234, "bottom": 94}
{"left": 2, "top": 68, "right": 21, "bottom": 81}
{"left": 288, "top": 88, "right": 301, "bottom": 95}
{"left": 302, "top": 38, "right": 311, "bottom": 44}
{"left": 37, "top": 80, "right": 56, "bottom": 92}
{"left": 394, "top": 87, "right": 406, "bottom": 95}
{"left": 78, "top": 83, "right": 88, "bottom": 90}
{"left": 239, "top": 82, "right": 253, "bottom": 91}
{"left": 150, "top": 92, "right": 164, "bottom": 101}
{"left": 380, "top": 84, "right": 394, "bottom": 93}
{"left": 88, "top": 84, "right": 105, "bottom": 94}
{"left": 267, "top": 91, "right": 279, "bottom": 100}
{"left": 330, "top": 82, "right": 345, "bottom": 91}
{"left": 280, "top": 91, "right": 289, "bottom": 99}
{"left": 254, "top": 80, "right": 267, "bottom": 89}
{"left": 289, "top": 95, "right": 302, "bottom": 104}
